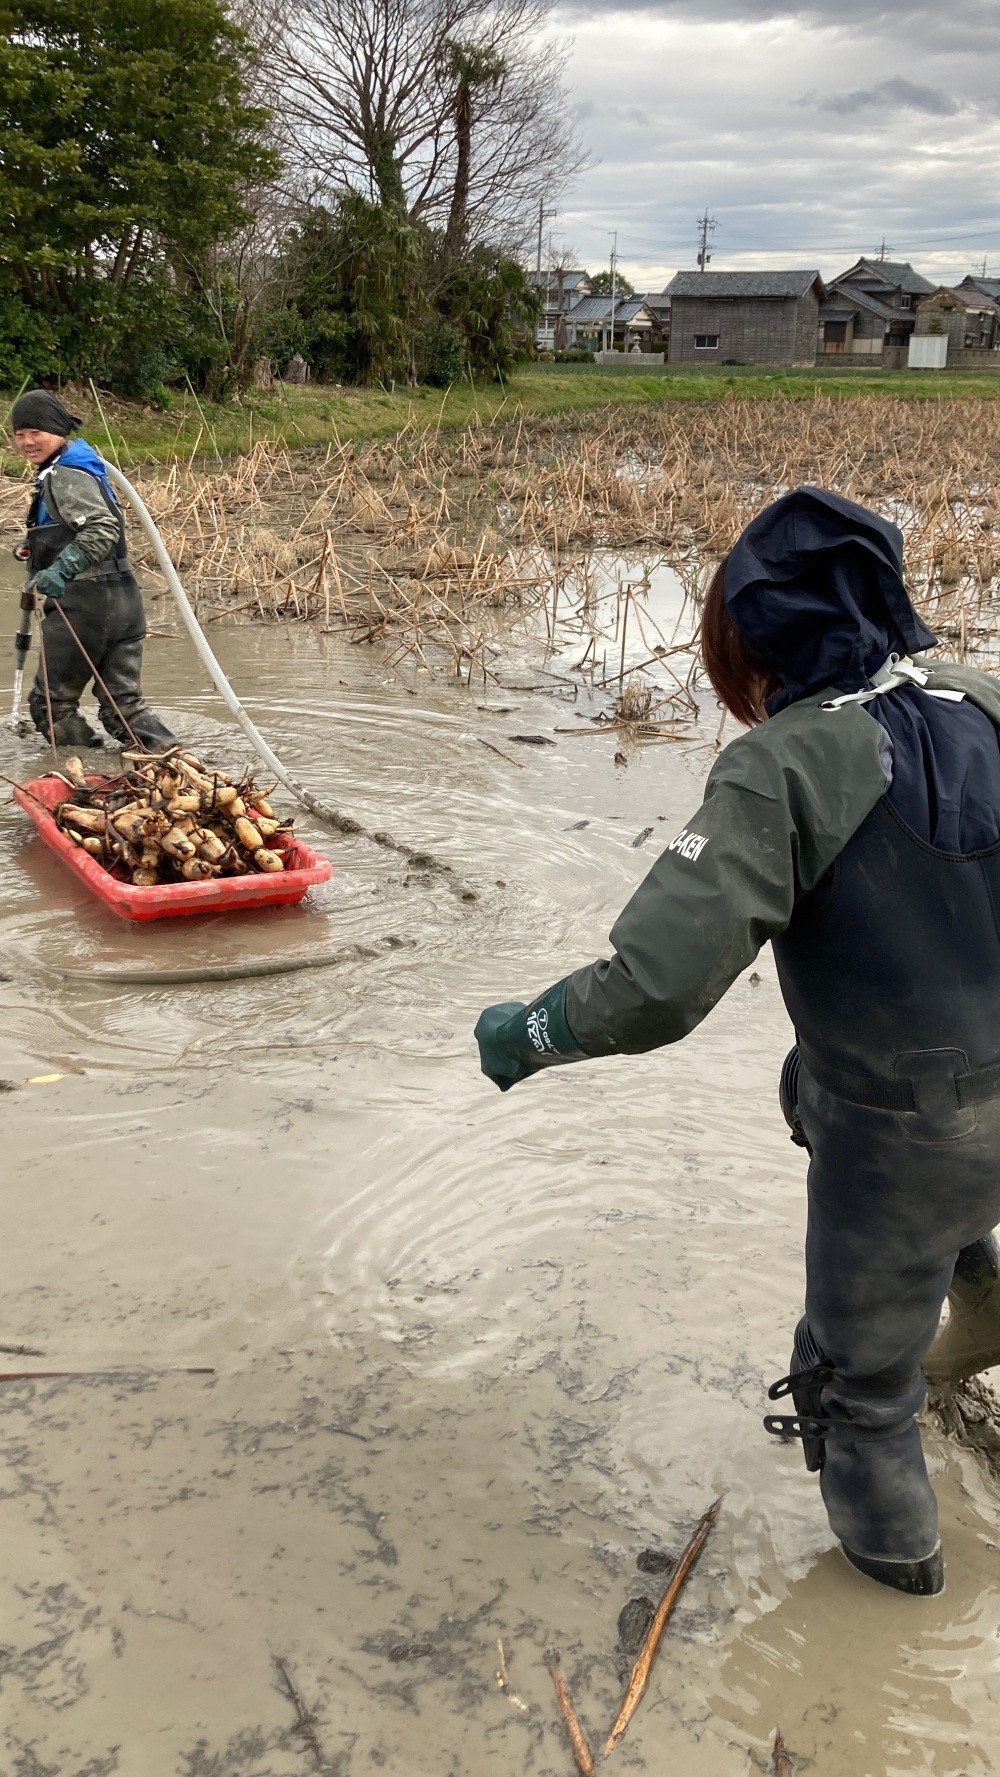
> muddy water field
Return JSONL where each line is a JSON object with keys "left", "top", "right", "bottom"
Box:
{"left": 0, "top": 400, "right": 999, "bottom": 1773}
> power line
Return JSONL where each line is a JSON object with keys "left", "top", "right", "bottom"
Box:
{"left": 622, "top": 224, "right": 1000, "bottom": 258}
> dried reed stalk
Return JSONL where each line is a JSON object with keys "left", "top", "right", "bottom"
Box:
{"left": 4, "top": 396, "right": 997, "bottom": 708}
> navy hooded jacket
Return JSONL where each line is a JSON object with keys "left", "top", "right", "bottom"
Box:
{"left": 482, "top": 488, "right": 1000, "bottom": 1070}
{"left": 723, "top": 487, "right": 1000, "bottom": 853}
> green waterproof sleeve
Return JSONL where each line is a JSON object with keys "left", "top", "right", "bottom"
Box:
{"left": 565, "top": 695, "right": 890, "bottom": 1056}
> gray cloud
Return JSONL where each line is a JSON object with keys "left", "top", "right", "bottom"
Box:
{"left": 558, "top": 0, "right": 1000, "bottom": 43}
{"left": 546, "top": 0, "right": 1000, "bottom": 290}
{"left": 796, "top": 77, "right": 962, "bottom": 116}
{"left": 572, "top": 98, "right": 652, "bottom": 125}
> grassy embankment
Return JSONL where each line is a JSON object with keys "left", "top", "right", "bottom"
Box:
{"left": 4, "top": 363, "right": 1000, "bottom": 469}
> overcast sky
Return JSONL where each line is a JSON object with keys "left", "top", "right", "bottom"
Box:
{"left": 543, "top": 0, "right": 1000, "bottom": 289}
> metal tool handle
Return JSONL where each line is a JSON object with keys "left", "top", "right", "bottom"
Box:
{"left": 14, "top": 584, "right": 33, "bottom": 669}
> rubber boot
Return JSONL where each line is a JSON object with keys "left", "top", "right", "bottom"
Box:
{"left": 821, "top": 1419, "right": 944, "bottom": 1596}
{"left": 106, "top": 706, "right": 176, "bottom": 751}
{"left": 43, "top": 710, "right": 104, "bottom": 748}
{"left": 924, "top": 1235, "right": 1000, "bottom": 1386}
{"left": 95, "top": 634, "right": 177, "bottom": 751}
{"left": 841, "top": 1540, "right": 944, "bottom": 1595}
{"left": 767, "top": 1325, "right": 945, "bottom": 1597}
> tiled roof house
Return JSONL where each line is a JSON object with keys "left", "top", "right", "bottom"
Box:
{"left": 820, "top": 258, "right": 935, "bottom": 363}
{"left": 664, "top": 270, "right": 825, "bottom": 365}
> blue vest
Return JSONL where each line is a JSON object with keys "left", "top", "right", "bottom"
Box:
{"left": 34, "top": 438, "right": 119, "bottom": 523}
{"left": 26, "top": 437, "right": 128, "bottom": 577}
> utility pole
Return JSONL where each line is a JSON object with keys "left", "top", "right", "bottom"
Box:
{"left": 878, "top": 236, "right": 889, "bottom": 261}
{"left": 534, "top": 201, "right": 553, "bottom": 348}
{"left": 609, "top": 230, "right": 618, "bottom": 353}
{"left": 696, "top": 211, "right": 716, "bottom": 272}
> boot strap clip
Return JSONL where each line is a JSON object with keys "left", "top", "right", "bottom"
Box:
{"left": 763, "top": 1412, "right": 832, "bottom": 1440}
{"left": 766, "top": 1361, "right": 834, "bottom": 1402}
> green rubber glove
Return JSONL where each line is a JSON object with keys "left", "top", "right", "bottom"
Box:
{"left": 475, "top": 977, "right": 587, "bottom": 1092}
{"left": 31, "top": 540, "right": 90, "bottom": 602}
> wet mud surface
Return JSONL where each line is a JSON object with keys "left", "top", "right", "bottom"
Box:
{"left": 0, "top": 602, "right": 998, "bottom": 1775}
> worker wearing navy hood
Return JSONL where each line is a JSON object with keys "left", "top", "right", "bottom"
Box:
{"left": 475, "top": 486, "right": 1000, "bottom": 1598}
{"left": 12, "top": 390, "right": 175, "bottom": 750}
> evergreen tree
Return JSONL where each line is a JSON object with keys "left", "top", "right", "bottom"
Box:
{"left": 589, "top": 269, "right": 636, "bottom": 298}
{"left": 0, "top": 0, "right": 277, "bottom": 388}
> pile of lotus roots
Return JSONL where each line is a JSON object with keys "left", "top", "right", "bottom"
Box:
{"left": 53, "top": 749, "right": 292, "bottom": 886}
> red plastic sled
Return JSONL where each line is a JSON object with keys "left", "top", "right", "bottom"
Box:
{"left": 14, "top": 773, "right": 333, "bottom": 922}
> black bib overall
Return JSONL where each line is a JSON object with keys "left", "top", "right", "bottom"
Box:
{"left": 773, "top": 785, "right": 1000, "bottom": 1561}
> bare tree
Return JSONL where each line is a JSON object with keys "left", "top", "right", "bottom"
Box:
{"left": 247, "top": 0, "right": 584, "bottom": 245}
{"left": 177, "top": 181, "right": 304, "bottom": 387}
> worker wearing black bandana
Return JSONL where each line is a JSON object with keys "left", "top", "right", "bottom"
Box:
{"left": 475, "top": 486, "right": 1000, "bottom": 1598}
{"left": 11, "top": 390, "right": 175, "bottom": 750}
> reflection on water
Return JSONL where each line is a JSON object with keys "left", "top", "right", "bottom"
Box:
{"left": 0, "top": 602, "right": 997, "bottom": 1774}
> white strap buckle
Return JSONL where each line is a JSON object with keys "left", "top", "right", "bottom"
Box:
{"left": 822, "top": 654, "right": 964, "bottom": 711}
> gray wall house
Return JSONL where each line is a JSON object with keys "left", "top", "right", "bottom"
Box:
{"left": 818, "top": 287, "right": 901, "bottom": 362}
{"left": 913, "top": 285, "right": 1000, "bottom": 364}
{"left": 957, "top": 274, "right": 1000, "bottom": 305}
{"left": 819, "top": 259, "right": 935, "bottom": 367}
{"left": 664, "top": 271, "right": 825, "bottom": 365}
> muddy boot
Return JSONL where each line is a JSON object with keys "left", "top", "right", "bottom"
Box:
{"left": 31, "top": 704, "right": 104, "bottom": 748}
{"left": 96, "top": 634, "right": 176, "bottom": 751}
{"left": 55, "top": 713, "right": 104, "bottom": 748}
{"left": 841, "top": 1539, "right": 944, "bottom": 1595}
{"left": 116, "top": 707, "right": 177, "bottom": 751}
{"left": 825, "top": 1421, "right": 944, "bottom": 1596}
{"left": 766, "top": 1324, "right": 944, "bottom": 1597}
{"left": 924, "top": 1235, "right": 1000, "bottom": 1386}
{"left": 98, "top": 699, "right": 176, "bottom": 750}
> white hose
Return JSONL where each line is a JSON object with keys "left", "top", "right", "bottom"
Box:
{"left": 105, "top": 462, "right": 363, "bottom": 837}
{"left": 104, "top": 461, "right": 475, "bottom": 898}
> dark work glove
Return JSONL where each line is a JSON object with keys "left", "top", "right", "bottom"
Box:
{"left": 31, "top": 541, "right": 90, "bottom": 602}
{"left": 475, "top": 977, "right": 587, "bottom": 1092}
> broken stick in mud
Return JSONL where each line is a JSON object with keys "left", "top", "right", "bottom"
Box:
{"left": 770, "top": 1725, "right": 793, "bottom": 1775}
{"left": 603, "top": 1494, "right": 723, "bottom": 1758}
{"left": 495, "top": 1637, "right": 529, "bottom": 1711}
{"left": 547, "top": 1652, "right": 597, "bottom": 1776}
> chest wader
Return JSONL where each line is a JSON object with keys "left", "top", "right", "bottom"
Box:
{"left": 24, "top": 476, "right": 175, "bottom": 751}
{"left": 766, "top": 792, "right": 1000, "bottom": 1593}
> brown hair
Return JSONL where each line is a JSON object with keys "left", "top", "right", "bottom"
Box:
{"left": 701, "top": 556, "right": 778, "bottom": 726}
